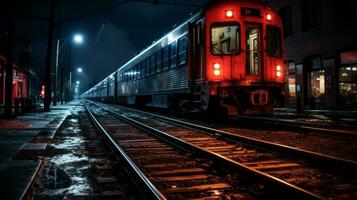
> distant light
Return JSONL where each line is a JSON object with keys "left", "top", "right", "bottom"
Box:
{"left": 276, "top": 71, "right": 282, "bottom": 77}
{"left": 73, "top": 34, "right": 83, "bottom": 44}
{"left": 267, "top": 14, "right": 272, "bottom": 21}
{"left": 353, "top": 67, "right": 357, "bottom": 71}
{"left": 77, "top": 67, "right": 83, "bottom": 73}
{"left": 226, "top": 10, "right": 234, "bottom": 18}
{"left": 76, "top": 81, "right": 80, "bottom": 85}
{"left": 276, "top": 65, "right": 281, "bottom": 71}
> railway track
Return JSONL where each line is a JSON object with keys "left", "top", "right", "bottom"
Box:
{"left": 86, "top": 100, "right": 357, "bottom": 199}
{"left": 85, "top": 103, "right": 260, "bottom": 199}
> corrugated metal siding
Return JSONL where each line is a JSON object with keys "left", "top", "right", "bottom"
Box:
{"left": 120, "top": 65, "right": 189, "bottom": 95}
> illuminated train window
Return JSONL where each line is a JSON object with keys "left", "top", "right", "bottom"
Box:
{"left": 211, "top": 24, "right": 240, "bottom": 55}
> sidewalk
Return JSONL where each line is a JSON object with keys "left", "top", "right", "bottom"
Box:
{"left": 0, "top": 103, "right": 74, "bottom": 200}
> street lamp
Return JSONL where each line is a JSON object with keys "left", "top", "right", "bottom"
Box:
{"left": 54, "top": 33, "right": 84, "bottom": 105}
{"left": 73, "top": 34, "right": 84, "bottom": 44}
{"left": 76, "top": 80, "right": 80, "bottom": 85}
{"left": 77, "top": 67, "right": 83, "bottom": 73}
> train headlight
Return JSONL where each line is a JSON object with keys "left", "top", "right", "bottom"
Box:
{"left": 213, "top": 63, "right": 221, "bottom": 70}
{"left": 214, "top": 69, "right": 221, "bottom": 76}
{"left": 213, "top": 63, "right": 221, "bottom": 76}
{"left": 276, "top": 65, "right": 282, "bottom": 78}
{"left": 226, "top": 10, "right": 234, "bottom": 18}
{"left": 267, "top": 14, "right": 272, "bottom": 21}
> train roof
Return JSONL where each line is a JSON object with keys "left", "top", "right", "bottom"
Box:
{"left": 82, "top": 10, "right": 203, "bottom": 96}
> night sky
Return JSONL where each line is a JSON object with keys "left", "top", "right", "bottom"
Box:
{"left": 1, "top": 0, "right": 209, "bottom": 92}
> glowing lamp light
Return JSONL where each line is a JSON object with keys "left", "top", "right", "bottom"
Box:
{"left": 76, "top": 81, "right": 80, "bottom": 85}
{"left": 213, "top": 63, "right": 221, "bottom": 70}
{"left": 226, "top": 10, "right": 234, "bottom": 18}
{"left": 276, "top": 71, "right": 282, "bottom": 77}
{"left": 267, "top": 14, "right": 272, "bottom": 21}
{"left": 73, "top": 34, "right": 83, "bottom": 44}
{"left": 276, "top": 65, "right": 281, "bottom": 71}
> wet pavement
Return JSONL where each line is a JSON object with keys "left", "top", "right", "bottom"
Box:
{"left": 0, "top": 103, "right": 73, "bottom": 200}
{"left": 32, "top": 103, "right": 138, "bottom": 200}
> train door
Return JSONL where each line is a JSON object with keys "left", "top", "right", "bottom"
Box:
{"left": 245, "top": 23, "right": 262, "bottom": 80}
{"left": 189, "top": 19, "right": 205, "bottom": 81}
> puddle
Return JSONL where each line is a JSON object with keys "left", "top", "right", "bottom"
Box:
{"left": 51, "top": 137, "right": 84, "bottom": 149}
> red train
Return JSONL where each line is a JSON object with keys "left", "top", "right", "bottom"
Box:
{"left": 82, "top": 0, "right": 285, "bottom": 115}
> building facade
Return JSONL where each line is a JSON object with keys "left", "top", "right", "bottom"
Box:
{"left": 269, "top": 0, "right": 357, "bottom": 109}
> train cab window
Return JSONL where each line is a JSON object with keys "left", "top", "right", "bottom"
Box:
{"left": 145, "top": 58, "right": 151, "bottom": 76}
{"left": 151, "top": 55, "right": 156, "bottom": 74}
{"left": 163, "top": 46, "right": 169, "bottom": 70}
{"left": 170, "top": 41, "right": 177, "bottom": 68}
{"left": 156, "top": 51, "right": 162, "bottom": 72}
{"left": 266, "top": 25, "right": 282, "bottom": 57}
{"left": 211, "top": 24, "right": 240, "bottom": 55}
{"left": 178, "top": 36, "right": 187, "bottom": 65}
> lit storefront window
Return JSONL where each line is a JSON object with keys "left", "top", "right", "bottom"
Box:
{"left": 340, "top": 51, "right": 357, "bottom": 105}
{"left": 287, "top": 62, "right": 296, "bottom": 103}
{"left": 339, "top": 66, "right": 357, "bottom": 105}
{"left": 310, "top": 70, "right": 325, "bottom": 101}
{"left": 288, "top": 75, "right": 296, "bottom": 98}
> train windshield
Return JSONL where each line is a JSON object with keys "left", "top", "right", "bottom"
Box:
{"left": 266, "top": 25, "right": 282, "bottom": 57}
{"left": 211, "top": 24, "right": 240, "bottom": 55}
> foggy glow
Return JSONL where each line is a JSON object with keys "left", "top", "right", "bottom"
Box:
{"left": 76, "top": 81, "right": 80, "bottom": 85}
{"left": 77, "top": 67, "right": 83, "bottom": 73}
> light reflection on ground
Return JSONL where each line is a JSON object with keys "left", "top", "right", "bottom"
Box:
{"left": 38, "top": 115, "right": 95, "bottom": 197}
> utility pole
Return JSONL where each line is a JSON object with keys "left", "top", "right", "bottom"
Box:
{"left": 4, "top": 2, "right": 16, "bottom": 118}
{"left": 44, "top": 0, "right": 55, "bottom": 111}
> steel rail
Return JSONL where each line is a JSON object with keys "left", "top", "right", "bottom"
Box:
{"left": 109, "top": 103, "right": 357, "bottom": 173}
{"left": 84, "top": 103, "right": 166, "bottom": 200}
{"left": 87, "top": 100, "right": 323, "bottom": 200}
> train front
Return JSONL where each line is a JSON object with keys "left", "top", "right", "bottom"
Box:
{"left": 204, "top": 0, "right": 285, "bottom": 115}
